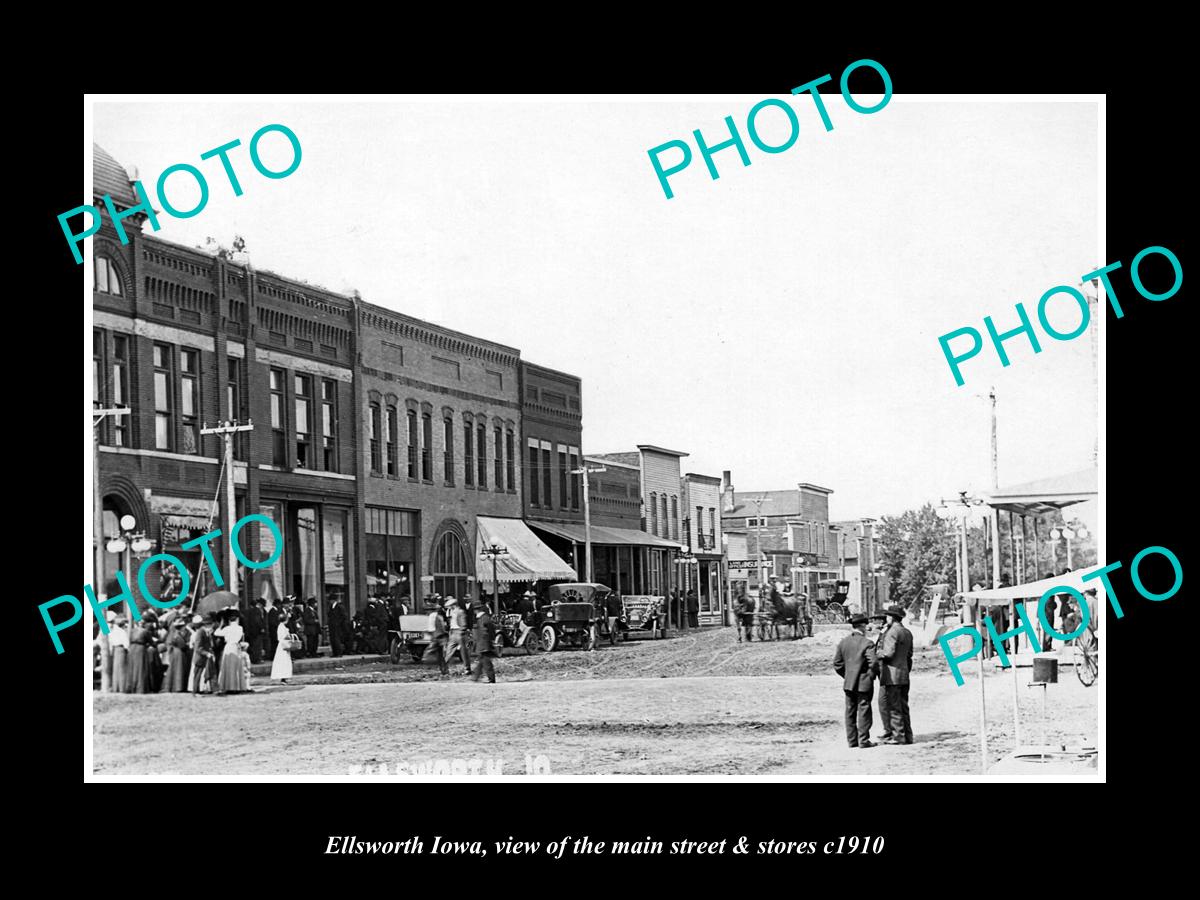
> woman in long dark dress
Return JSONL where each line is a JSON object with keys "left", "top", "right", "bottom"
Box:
{"left": 126, "top": 616, "right": 155, "bottom": 693}
{"left": 109, "top": 616, "right": 129, "bottom": 693}
{"left": 165, "top": 616, "right": 191, "bottom": 692}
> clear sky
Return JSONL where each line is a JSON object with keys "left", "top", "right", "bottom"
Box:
{"left": 93, "top": 97, "right": 1098, "bottom": 520}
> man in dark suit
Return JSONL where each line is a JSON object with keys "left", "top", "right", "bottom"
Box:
{"left": 244, "top": 598, "right": 267, "bottom": 664}
{"left": 833, "top": 614, "right": 878, "bottom": 749}
{"left": 470, "top": 599, "right": 498, "bottom": 684}
{"left": 870, "top": 613, "right": 893, "bottom": 742}
{"left": 303, "top": 598, "right": 322, "bottom": 658}
{"left": 877, "top": 604, "right": 914, "bottom": 745}
{"left": 329, "top": 596, "right": 350, "bottom": 657}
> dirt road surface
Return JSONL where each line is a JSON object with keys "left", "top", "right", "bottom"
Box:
{"left": 92, "top": 627, "right": 1097, "bottom": 777}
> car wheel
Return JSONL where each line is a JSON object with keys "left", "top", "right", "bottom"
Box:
{"left": 389, "top": 636, "right": 402, "bottom": 664}
{"left": 541, "top": 625, "right": 557, "bottom": 653}
{"left": 523, "top": 631, "right": 540, "bottom": 654}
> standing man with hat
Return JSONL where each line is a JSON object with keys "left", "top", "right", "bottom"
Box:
{"left": 877, "top": 604, "right": 914, "bottom": 745}
{"left": 471, "top": 598, "right": 498, "bottom": 683}
{"left": 444, "top": 597, "right": 472, "bottom": 676}
{"left": 833, "top": 613, "right": 878, "bottom": 749}
{"left": 870, "top": 613, "right": 893, "bottom": 743}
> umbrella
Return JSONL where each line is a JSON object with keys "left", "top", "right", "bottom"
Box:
{"left": 196, "top": 590, "right": 242, "bottom": 616}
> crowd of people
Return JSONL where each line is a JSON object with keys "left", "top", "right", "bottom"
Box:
{"left": 99, "top": 606, "right": 257, "bottom": 696}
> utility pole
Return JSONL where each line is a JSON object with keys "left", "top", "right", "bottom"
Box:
{"left": 750, "top": 495, "right": 772, "bottom": 601}
{"left": 571, "top": 464, "right": 606, "bottom": 582}
{"left": 93, "top": 406, "right": 130, "bottom": 693}
{"left": 989, "top": 387, "right": 1001, "bottom": 591}
{"left": 201, "top": 419, "right": 254, "bottom": 596}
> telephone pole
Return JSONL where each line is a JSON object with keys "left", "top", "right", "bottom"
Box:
{"left": 201, "top": 419, "right": 254, "bottom": 596}
{"left": 750, "top": 495, "right": 772, "bottom": 599}
{"left": 93, "top": 406, "right": 129, "bottom": 693}
{"left": 571, "top": 463, "right": 606, "bottom": 582}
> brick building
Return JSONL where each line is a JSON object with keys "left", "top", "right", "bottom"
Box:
{"left": 719, "top": 472, "right": 840, "bottom": 598}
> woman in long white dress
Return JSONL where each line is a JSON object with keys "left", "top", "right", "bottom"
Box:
{"left": 270, "top": 619, "right": 293, "bottom": 683}
{"left": 214, "top": 610, "right": 248, "bottom": 694}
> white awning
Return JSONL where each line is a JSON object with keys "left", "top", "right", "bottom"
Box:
{"left": 959, "top": 567, "right": 1101, "bottom": 605}
{"left": 476, "top": 517, "right": 577, "bottom": 589}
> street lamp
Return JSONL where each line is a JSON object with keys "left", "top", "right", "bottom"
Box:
{"left": 105, "top": 514, "right": 153, "bottom": 620}
{"left": 479, "top": 542, "right": 509, "bottom": 616}
{"left": 1049, "top": 519, "right": 1089, "bottom": 570}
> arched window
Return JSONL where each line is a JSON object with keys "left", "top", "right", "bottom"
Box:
{"left": 431, "top": 529, "right": 469, "bottom": 601}
{"left": 95, "top": 256, "right": 123, "bottom": 296}
{"left": 650, "top": 492, "right": 659, "bottom": 535}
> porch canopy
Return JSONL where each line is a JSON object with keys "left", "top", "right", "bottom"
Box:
{"left": 959, "top": 566, "right": 1100, "bottom": 609}
{"left": 476, "top": 516, "right": 577, "bottom": 590}
{"left": 983, "top": 468, "right": 1097, "bottom": 516}
{"left": 527, "top": 520, "right": 681, "bottom": 549}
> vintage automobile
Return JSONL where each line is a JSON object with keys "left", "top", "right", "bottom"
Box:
{"left": 540, "top": 583, "right": 608, "bottom": 652}
{"left": 389, "top": 612, "right": 475, "bottom": 664}
{"left": 618, "top": 595, "right": 666, "bottom": 640}
{"left": 494, "top": 611, "right": 541, "bottom": 656}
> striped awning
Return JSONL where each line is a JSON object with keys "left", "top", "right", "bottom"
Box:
{"left": 476, "top": 516, "right": 576, "bottom": 589}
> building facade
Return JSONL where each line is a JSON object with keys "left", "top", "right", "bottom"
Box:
{"left": 518, "top": 362, "right": 583, "bottom": 526}
{"left": 680, "top": 473, "right": 726, "bottom": 625}
{"left": 91, "top": 144, "right": 578, "bottom": 644}
{"left": 719, "top": 471, "right": 840, "bottom": 599}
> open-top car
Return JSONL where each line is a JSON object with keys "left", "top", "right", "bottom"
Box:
{"left": 389, "top": 612, "right": 474, "bottom": 664}
{"left": 618, "top": 595, "right": 665, "bottom": 640}
{"left": 541, "top": 583, "right": 608, "bottom": 652}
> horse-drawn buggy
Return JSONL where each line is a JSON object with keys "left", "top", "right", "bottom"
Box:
{"left": 812, "top": 579, "right": 849, "bottom": 624}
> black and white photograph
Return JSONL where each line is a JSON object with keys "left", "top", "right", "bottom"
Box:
{"left": 77, "top": 88, "right": 1114, "bottom": 782}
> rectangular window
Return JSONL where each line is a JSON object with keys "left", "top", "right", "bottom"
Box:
{"left": 270, "top": 368, "right": 287, "bottom": 467}
{"left": 321, "top": 379, "right": 337, "bottom": 471}
{"left": 651, "top": 494, "right": 659, "bottom": 535}
{"left": 477, "top": 422, "right": 487, "bottom": 488}
{"left": 444, "top": 417, "right": 455, "bottom": 483}
{"left": 368, "top": 402, "right": 381, "bottom": 473}
{"left": 385, "top": 405, "right": 398, "bottom": 476}
{"left": 407, "top": 410, "right": 418, "bottom": 479}
{"left": 541, "top": 445, "right": 552, "bottom": 509}
{"left": 294, "top": 374, "right": 312, "bottom": 468}
{"left": 180, "top": 349, "right": 199, "bottom": 454}
{"left": 112, "top": 334, "right": 130, "bottom": 447}
{"left": 153, "top": 343, "right": 172, "bottom": 451}
{"left": 494, "top": 426, "right": 503, "bottom": 489}
{"left": 422, "top": 413, "right": 433, "bottom": 481}
{"left": 557, "top": 447, "right": 568, "bottom": 509}
{"left": 527, "top": 440, "right": 538, "bottom": 505}
{"left": 709, "top": 508, "right": 717, "bottom": 547}
{"left": 697, "top": 506, "right": 704, "bottom": 548}
{"left": 569, "top": 448, "right": 580, "bottom": 510}
{"left": 505, "top": 429, "right": 515, "bottom": 490}
{"left": 464, "top": 423, "right": 475, "bottom": 487}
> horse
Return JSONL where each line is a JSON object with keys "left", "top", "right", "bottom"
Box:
{"left": 767, "top": 588, "right": 804, "bottom": 640}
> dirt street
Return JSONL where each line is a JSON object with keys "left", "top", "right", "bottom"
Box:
{"left": 92, "top": 627, "right": 1097, "bottom": 777}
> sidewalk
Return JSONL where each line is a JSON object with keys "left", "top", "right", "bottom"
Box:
{"left": 250, "top": 651, "right": 386, "bottom": 677}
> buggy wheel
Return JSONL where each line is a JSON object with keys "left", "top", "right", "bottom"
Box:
{"left": 541, "top": 625, "right": 558, "bottom": 653}
{"left": 1076, "top": 628, "right": 1099, "bottom": 686}
{"left": 827, "top": 603, "right": 847, "bottom": 624}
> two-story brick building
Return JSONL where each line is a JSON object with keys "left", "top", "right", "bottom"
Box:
{"left": 681, "top": 472, "right": 725, "bottom": 625}
{"left": 91, "top": 143, "right": 576, "bottom": 639}
{"left": 720, "top": 472, "right": 840, "bottom": 599}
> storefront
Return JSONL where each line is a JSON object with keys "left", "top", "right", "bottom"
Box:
{"left": 256, "top": 498, "right": 357, "bottom": 628}
{"left": 527, "top": 520, "right": 679, "bottom": 598}
{"left": 364, "top": 506, "right": 419, "bottom": 611}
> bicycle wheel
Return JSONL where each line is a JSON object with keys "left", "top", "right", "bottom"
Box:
{"left": 1076, "top": 628, "right": 1098, "bottom": 686}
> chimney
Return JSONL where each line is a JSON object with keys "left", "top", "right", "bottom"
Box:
{"left": 722, "top": 470, "right": 735, "bottom": 513}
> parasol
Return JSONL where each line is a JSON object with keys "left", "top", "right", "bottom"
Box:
{"left": 196, "top": 590, "right": 242, "bottom": 616}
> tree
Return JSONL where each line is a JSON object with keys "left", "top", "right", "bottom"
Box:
{"left": 877, "top": 503, "right": 957, "bottom": 611}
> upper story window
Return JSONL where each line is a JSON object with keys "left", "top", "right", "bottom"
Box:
{"left": 385, "top": 404, "right": 398, "bottom": 477}
{"left": 227, "top": 358, "right": 243, "bottom": 460}
{"left": 650, "top": 492, "right": 659, "bottom": 535}
{"left": 505, "top": 429, "right": 515, "bottom": 491}
{"left": 494, "top": 425, "right": 503, "bottom": 490}
{"left": 670, "top": 496, "right": 679, "bottom": 540}
{"left": 422, "top": 411, "right": 433, "bottom": 482}
{"left": 368, "top": 401, "right": 381, "bottom": 474}
{"left": 295, "top": 374, "right": 313, "bottom": 468}
{"left": 407, "top": 409, "right": 419, "bottom": 480}
{"left": 443, "top": 414, "right": 455, "bottom": 484}
{"left": 321, "top": 379, "right": 337, "bottom": 472}
{"left": 270, "top": 368, "right": 287, "bottom": 467}
{"left": 180, "top": 349, "right": 200, "bottom": 454}
{"left": 477, "top": 421, "right": 488, "bottom": 489}
{"left": 526, "top": 438, "right": 538, "bottom": 504}
{"left": 95, "top": 256, "right": 123, "bottom": 296}
{"left": 153, "top": 343, "right": 173, "bottom": 451}
{"left": 464, "top": 421, "right": 475, "bottom": 487}
{"left": 746, "top": 517, "right": 767, "bottom": 528}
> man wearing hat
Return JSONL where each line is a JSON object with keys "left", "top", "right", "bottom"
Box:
{"left": 444, "top": 597, "right": 472, "bottom": 676}
{"left": 833, "top": 613, "right": 878, "bottom": 749}
{"left": 870, "top": 613, "right": 893, "bottom": 743}
{"left": 470, "top": 598, "right": 498, "bottom": 683}
{"left": 877, "top": 604, "right": 914, "bottom": 745}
